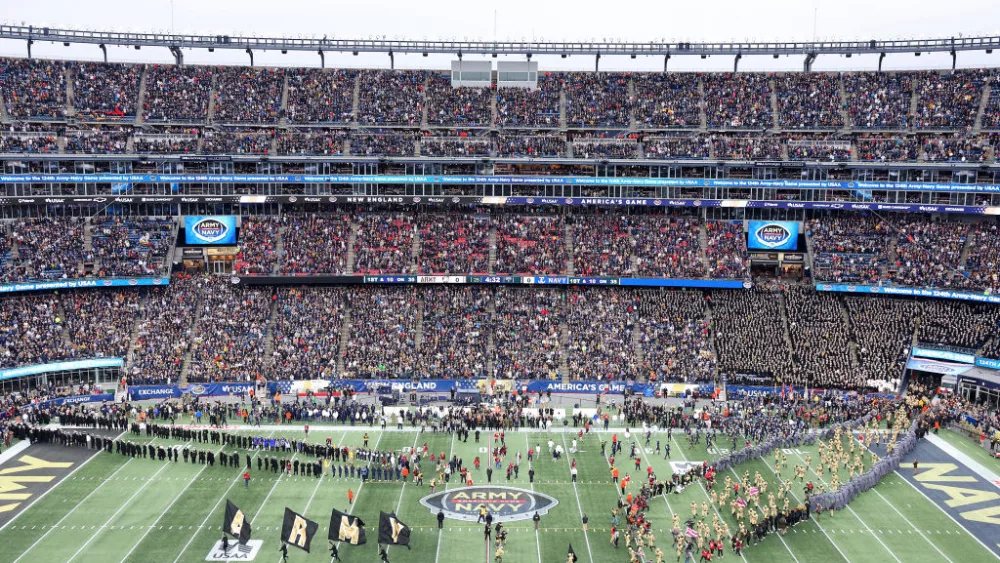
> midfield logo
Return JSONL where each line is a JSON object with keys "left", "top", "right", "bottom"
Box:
{"left": 419, "top": 486, "right": 558, "bottom": 522}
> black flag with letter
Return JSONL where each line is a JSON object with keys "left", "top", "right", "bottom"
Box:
{"left": 568, "top": 543, "right": 579, "bottom": 562}
{"left": 378, "top": 511, "right": 411, "bottom": 548}
{"left": 328, "top": 508, "right": 367, "bottom": 545}
{"left": 223, "top": 500, "right": 252, "bottom": 545}
{"left": 281, "top": 507, "right": 319, "bottom": 553}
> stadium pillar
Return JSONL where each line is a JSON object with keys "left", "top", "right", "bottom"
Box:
{"left": 98, "top": 43, "right": 107, "bottom": 63}
{"left": 318, "top": 50, "right": 325, "bottom": 68}
{"left": 390, "top": 50, "right": 395, "bottom": 69}
{"left": 26, "top": 38, "right": 33, "bottom": 59}
{"left": 169, "top": 46, "right": 184, "bottom": 66}
{"left": 246, "top": 48, "right": 254, "bottom": 67}
{"left": 595, "top": 52, "right": 601, "bottom": 73}
{"left": 878, "top": 52, "right": 886, "bottom": 72}
{"left": 733, "top": 53, "right": 741, "bottom": 72}
{"left": 803, "top": 52, "right": 817, "bottom": 72}
{"left": 663, "top": 54, "right": 671, "bottom": 72}
{"left": 950, "top": 49, "right": 957, "bottom": 70}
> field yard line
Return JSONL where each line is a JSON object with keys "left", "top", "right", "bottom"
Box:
{"left": 889, "top": 469, "right": 999, "bottom": 559}
{"left": 170, "top": 429, "right": 276, "bottom": 563}
{"left": 11, "top": 434, "right": 142, "bottom": 563}
{"left": 869, "top": 486, "right": 955, "bottom": 563}
{"left": 384, "top": 430, "right": 421, "bottom": 557}
{"left": 64, "top": 459, "right": 174, "bottom": 562}
{"left": 334, "top": 429, "right": 385, "bottom": 552}
{"left": 302, "top": 430, "right": 347, "bottom": 515}
{"left": 525, "top": 431, "right": 543, "bottom": 563}
{"left": 632, "top": 430, "right": 675, "bottom": 518}
{"left": 117, "top": 444, "right": 227, "bottom": 563}
{"left": 559, "top": 433, "right": 594, "bottom": 563}
{"left": 669, "top": 434, "right": 749, "bottom": 563}
{"left": 0, "top": 431, "right": 124, "bottom": 533}
{"left": 788, "top": 448, "right": 901, "bottom": 563}
{"left": 432, "top": 429, "right": 457, "bottom": 563}
{"left": 757, "top": 456, "right": 850, "bottom": 563}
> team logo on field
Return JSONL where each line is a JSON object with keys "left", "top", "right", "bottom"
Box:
{"left": 190, "top": 218, "right": 231, "bottom": 244}
{"left": 205, "top": 539, "right": 263, "bottom": 561}
{"left": 753, "top": 223, "right": 793, "bottom": 249}
{"left": 419, "top": 486, "right": 558, "bottom": 522}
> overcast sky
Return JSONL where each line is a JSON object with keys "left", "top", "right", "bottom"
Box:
{"left": 1, "top": 0, "right": 999, "bottom": 72}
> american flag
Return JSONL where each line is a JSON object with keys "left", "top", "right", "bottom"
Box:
{"left": 685, "top": 527, "right": 699, "bottom": 538}
{"left": 748, "top": 486, "right": 759, "bottom": 496}
{"left": 736, "top": 497, "right": 747, "bottom": 508}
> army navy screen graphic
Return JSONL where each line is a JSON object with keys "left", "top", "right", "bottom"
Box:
{"left": 184, "top": 216, "right": 237, "bottom": 245}
{"left": 748, "top": 221, "right": 799, "bottom": 251}
{"left": 419, "top": 486, "right": 558, "bottom": 522}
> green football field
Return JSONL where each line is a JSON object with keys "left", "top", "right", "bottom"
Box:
{"left": 0, "top": 425, "right": 997, "bottom": 563}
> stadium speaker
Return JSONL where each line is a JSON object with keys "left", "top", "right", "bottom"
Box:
{"left": 135, "top": 45, "right": 141, "bottom": 50}
{"left": 630, "top": 53, "right": 636, "bottom": 59}
{"left": 353, "top": 51, "right": 359, "bottom": 56}
{"left": 987, "top": 49, "right": 993, "bottom": 54}
{"left": 914, "top": 52, "right": 921, "bottom": 56}
{"left": 208, "top": 48, "right": 214, "bottom": 52}
{"left": 63, "top": 42, "right": 70, "bottom": 47}
{"left": 773, "top": 54, "right": 779, "bottom": 59}
{"left": 281, "top": 49, "right": 287, "bottom": 54}
{"left": 846, "top": 53, "right": 852, "bottom": 58}
{"left": 424, "top": 52, "right": 429, "bottom": 57}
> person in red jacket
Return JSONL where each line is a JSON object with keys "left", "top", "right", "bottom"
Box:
{"left": 243, "top": 471, "right": 251, "bottom": 488}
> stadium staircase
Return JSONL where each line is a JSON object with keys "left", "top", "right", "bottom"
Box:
{"left": 486, "top": 296, "right": 496, "bottom": 378}
{"left": 840, "top": 296, "right": 861, "bottom": 369}
{"left": 564, "top": 222, "right": 574, "bottom": 276}
{"left": 53, "top": 295, "right": 74, "bottom": 351}
{"left": 697, "top": 79, "right": 708, "bottom": 131}
{"left": 632, "top": 317, "right": 643, "bottom": 369}
{"left": 558, "top": 91, "right": 567, "bottom": 129}
{"left": 698, "top": 224, "right": 711, "bottom": 274}
{"left": 628, "top": 78, "right": 637, "bottom": 132}
{"left": 414, "top": 299, "right": 424, "bottom": 351}
{"left": 838, "top": 76, "right": 852, "bottom": 133}
{"left": 769, "top": 77, "right": 780, "bottom": 130}
{"left": 206, "top": 74, "right": 218, "bottom": 122}
{"left": 344, "top": 136, "right": 352, "bottom": 156}
{"left": 65, "top": 66, "right": 75, "bottom": 117}
{"left": 411, "top": 225, "right": 421, "bottom": 271}
{"left": 178, "top": 291, "right": 208, "bottom": 384}
{"left": 271, "top": 225, "right": 286, "bottom": 275}
{"left": 261, "top": 289, "right": 280, "bottom": 363}
{"left": 490, "top": 86, "right": 498, "bottom": 127}
{"left": 777, "top": 290, "right": 796, "bottom": 358}
{"left": 974, "top": 83, "right": 992, "bottom": 133}
{"left": 487, "top": 225, "right": 497, "bottom": 273}
{"left": 703, "top": 296, "right": 719, "bottom": 378}
{"left": 884, "top": 237, "right": 899, "bottom": 280}
{"left": 336, "top": 307, "right": 352, "bottom": 376}
{"left": 420, "top": 75, "right": 429, "bottom": 128}
{"left": 134, "top": 66, "right": 149, "bottom": 124}
{"left": 908, "top": 86, "right": 920, "bottom": 131}
{"left": 559, "top": 320, "right": 570, "bottom": 383}
{"left": 0, "top": 94, "right": 9, "bottom": 123}
{"left": 345, "top": 222, "right": 359, "bottom": 274}
{"left": 351, "top": 73, "right": 361, "bottom": 125}
{"left": 949, "top": 231, "right": 976, "bottom": 283}
{"left": 780, "top": 139, "right": 790, "bottom": 161}
{"left": 279, "top": 73, "right": 290, "bottom": 126}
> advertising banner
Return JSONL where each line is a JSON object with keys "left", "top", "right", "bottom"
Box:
{"left": 0, "top": 277, "right": 169, "bottom": 295}
{"left": 0, "top": 358, "right": 124, "bottom": 382}
{"left": 815, "top": 283, "right": 1000, "bottom": 304}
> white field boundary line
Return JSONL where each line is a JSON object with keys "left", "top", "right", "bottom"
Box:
{"left": 669, "top": 433, "right": 750, "bottom": 563}
{"left": 65, "top": 460, "right": 174, "bottom": 562}
{"left": 334, "top": 430, "right": 385, "bottom": 552}
{"left": 170, "top": 429, "right": 277, "bottom": 563}
{"left": 11, "top": 434, "right": 145, "bottom": 563}
{"left": 385, "top": 430, "right": 422, "bottom": 557}
{"left": 787, "top": 447, "right": 902, "bottom": 563}
{"left": 117, "top": 443, "right": 227, "bottom": 563}
{"left": 756, "top": 456, "right": 850, "bottom": 563}
{"left": 432, "top": 430, "right": 457, "bottom": 563}
{"left": 0, "top": 431, "right": 125, "bottom": 533}
{"left": 560, "top": 433, "right": 594, "bottom": 563}
{"left": 525, "top": 431, "right": 543, "bottom": 563}
{"left": 631, "top": 431, "right": 677, "bottom": 519}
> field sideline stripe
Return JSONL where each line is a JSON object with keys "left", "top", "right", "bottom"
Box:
{"left": 560, "top": 433, "right": 594, "bottom": 563}
{"left": 64, "top": 457, "right": 174, "bottom": 562}
{"left": 170, "top": 429, "right": 276, "bottom": 563}
{"left": 0, "top": 431, "right": 124, "bottom": 533}
{"left": 525, "top": 431, "right": 543, "bottom": 563}
{"left": 432, "top": 428, "right": 457, "bottom": 563}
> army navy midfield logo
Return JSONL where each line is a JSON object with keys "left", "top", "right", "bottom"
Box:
{"left": 190, "top": 218, "right": 231, "bottom": 243}
{"left": 754, "top": 223, "right": 792, "bottom": 249}
{"left": 419, "top": 486, "right": 558, "bottom": 522}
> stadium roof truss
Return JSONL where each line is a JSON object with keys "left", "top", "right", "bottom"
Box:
{"left": 3, "top": 24, "right": 999, "bottom": 71}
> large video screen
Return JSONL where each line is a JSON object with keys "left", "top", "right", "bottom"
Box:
{"left": 747, "top": 221, "right": 800, "bottom": 251}
{"left": 184, "top": 216, "right": 237, "bottom": 245}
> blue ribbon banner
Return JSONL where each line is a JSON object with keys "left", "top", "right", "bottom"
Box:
{"left": 356, "top": 275, "right": 748, "bottom": 289}
{"left": 815, "top": 283, "right": 1000, "bottom": 304}
{"left": 0, "top": 277, "right": 170, "bottom": 294}
{"left": 3, "top": 174, "right": 1000, "bottom": 194}
{"left": 33, "top": 392, "right": 115, "bottom": 408}
{"left": 0, "top": 358, "right": 124, "bottom": 382}
{"left": 911, "top": 347, "right": 977, "bottom": 364}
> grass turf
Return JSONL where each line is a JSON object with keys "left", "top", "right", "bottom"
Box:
{"left": 0, "top": 426, "right": 995, "bottom": 563}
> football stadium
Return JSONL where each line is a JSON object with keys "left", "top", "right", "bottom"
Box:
{"left": 1, "top": 1, "right": 1000, "bottom": 561}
